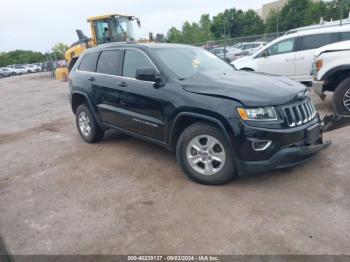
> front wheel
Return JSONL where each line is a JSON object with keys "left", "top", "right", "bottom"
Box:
{"left": 176, "top": 122, "right": 237, "bottom": 185}
{"left": 76, "top": 104, "right": 105, "bottom": 143}
{"left": 333, "top": 77, "right": 350, "bottom": 115}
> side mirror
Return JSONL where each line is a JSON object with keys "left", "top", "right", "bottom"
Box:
{"left": 262, "top": 49, "right": 270, "bottom": 57}
{"left": 135, "top": 67, "right": 163, "bottom": 86}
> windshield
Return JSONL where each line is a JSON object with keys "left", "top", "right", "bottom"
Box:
{"left": 154, "top": 47, "right": 234, "bottom": 79}
{"left": 110, "top": 17, "right": 137, "bottom": 42}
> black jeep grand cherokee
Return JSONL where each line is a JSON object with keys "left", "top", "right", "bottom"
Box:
{"left": 69, "top": 43, "right": 330, "bottom": 185}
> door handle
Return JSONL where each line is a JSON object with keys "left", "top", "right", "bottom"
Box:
{"left": 286, "top": 59, "right": 295, "bottom": 62}
{"left": 88, "top": 76, "right": 95, "bottom": 81}
{"left": 118, "top": 82, "right": 128, "bottom": 87}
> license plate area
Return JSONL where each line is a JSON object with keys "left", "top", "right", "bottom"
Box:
{"left": 305, "top": 124, "right": 321, "bottom": 145}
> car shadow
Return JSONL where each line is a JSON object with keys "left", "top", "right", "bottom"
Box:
{"left": 98, "top": 130, "right": 310, "bottom": 186}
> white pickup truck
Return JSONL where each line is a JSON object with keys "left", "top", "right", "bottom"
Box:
{"left": 313, "top": 40, "right": 350, "bottom": 115}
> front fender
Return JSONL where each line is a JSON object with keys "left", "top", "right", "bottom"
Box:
{"left": 168, "top": 111, "right": 237, "bottom": 156}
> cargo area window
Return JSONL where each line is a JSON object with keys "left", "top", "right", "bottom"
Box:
{"left": 78, "top": 52, "right": 100, "bottom": 72}
{"left": 299, "top": 33, "right": 338, "bottom": 51}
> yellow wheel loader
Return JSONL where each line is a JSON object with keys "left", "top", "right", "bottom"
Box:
{"left": 55, "top": 14, "right": 140, "bottom": 80}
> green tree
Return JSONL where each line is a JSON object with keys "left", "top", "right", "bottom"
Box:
{"left": 51, "top": 43, "right": 69, "bottom": 60}
{"left": 199, "top": 14, "right": 213, "bottom": 41}
{"left": 0, "top": 50, "right": 45, "bottom": 67}
{"left": 264, "top": 9, "right": 279, "bottom": 33}
{"left": 278, "top": 0, "right": 311, "bottom": 31}
{"left": 166, "top": 27, "right": 183, "bottom": 43}
{"left": 241, "top": 10, "right": 264, "bottom": 36}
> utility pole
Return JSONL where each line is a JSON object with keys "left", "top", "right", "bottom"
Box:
{"left": 340, "top": 0, "right": 344, "bottom": 26}
{"left": 277, "top": 6, "right": 280, "bottom": 37}
{"left": 223, "top": 16, "right": 227, "bottom": 59}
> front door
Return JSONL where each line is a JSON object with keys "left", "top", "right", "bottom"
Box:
{"left": 254, "top": 37, "right": 296, "bottom": 77}
{"left": 115, "top": 49, "right": 167, "bottom": 141}
{"left": 92, "top": 49, "right": 124, "bottom": 125}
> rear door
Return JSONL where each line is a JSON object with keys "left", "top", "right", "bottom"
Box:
{"left": 254, "top": 37, "right": 296, "bottom": 77}
{"left": 92, "top": 49, "right": 124, "bottom": 125}
{"left": 294, "top": 33, "right": 339, "bottom": 81}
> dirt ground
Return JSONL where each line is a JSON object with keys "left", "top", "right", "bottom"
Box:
{"left": 0, "top": 73, "right": 349, "bottom": 255}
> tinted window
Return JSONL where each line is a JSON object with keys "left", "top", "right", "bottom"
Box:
{"left": 300, "top": 33, "right": 338, "bottom": 51}
{"left": 341, "top": 32, "right": 350, "bottom": 41}
{"left": 268, "top": 38, "right": 295, "bottom": 56}
{"left": 123, "top": 50, "right": 154, "bottom": 78}
{"left": 96, "top": 50, "right": 122, "bottom": 76}
{"left": 79, "top": 52, "right": 100, "bottom": 72}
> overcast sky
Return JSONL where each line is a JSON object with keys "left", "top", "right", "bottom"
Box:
{"left": 0, "top": 0, "right": 273, "bottom": 52}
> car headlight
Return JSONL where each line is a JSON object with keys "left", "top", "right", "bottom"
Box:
{"left": 237, "top": 107, "right": 277, "bottom": 121}
{"left": 315, "top": 59, "right": 323, "bottom": 72}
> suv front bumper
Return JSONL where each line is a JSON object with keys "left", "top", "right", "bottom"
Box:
{"left": 233, "top": 117, "right": 331, "bottom": 174}
{"left": 237, "top": 141, "right": 330, "bottom": 174}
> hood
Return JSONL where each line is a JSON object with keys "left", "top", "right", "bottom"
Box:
{"left": 316, "top": 40, "right": 350, "bottom": 56}
{"left": 181, "top": 70, "right": 307, "bottom": 107}
{"left": 232, "top": 55, "right": 252, "bottom": 64}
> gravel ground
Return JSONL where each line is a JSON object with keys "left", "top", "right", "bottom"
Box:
{"left": 0, "top": 73, "right": 349, "bottom": 255}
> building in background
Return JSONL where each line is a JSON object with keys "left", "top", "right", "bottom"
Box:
{"left": 256, "top": 0, "right": 319, "bottom": 21}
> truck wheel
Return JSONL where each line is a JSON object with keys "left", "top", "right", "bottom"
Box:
{"left": 76, "top": 104, "right": 105, "bottom": 143}
{"left": 176, "top": 122, "right": 237, "bottom": 185}
{"left": 333, "top": 77, "right": 350, "bottom": 115}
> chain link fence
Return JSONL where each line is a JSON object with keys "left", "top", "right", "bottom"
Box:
{"left": 193, "top": 32, "right": 286, "bottom": 48}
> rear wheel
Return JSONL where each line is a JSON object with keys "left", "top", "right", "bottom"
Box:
{"left": 176, "top": 122, "right": 237, "bottom": 185}
{"left": 333, "top": 77, "right": 350, "bottom": 115}
{"left": 241, "top": 68, "right": 254, "bottom": 72}
{"left": 76, "top": 104, "right": 105, "bottom": 143}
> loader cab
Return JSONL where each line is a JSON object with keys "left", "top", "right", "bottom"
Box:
{"left": 89, "top": 14, "right": 140, "bottom": 46}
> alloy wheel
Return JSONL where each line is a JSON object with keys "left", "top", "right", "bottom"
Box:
{"left": 78, "top": 111, "right": 91, "bottom": 137}
{"left": 344, "top": 87, "right": 350, "bottom": 112}
{"left": 186, "top": 135, "right": 226, "bottom": 176}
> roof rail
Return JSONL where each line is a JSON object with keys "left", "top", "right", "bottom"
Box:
{"left": 285, "top": 15, "right": 350, "bottom": 35}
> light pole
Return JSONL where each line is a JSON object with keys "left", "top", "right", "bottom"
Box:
{"left": 340, "top": 0, "right": 343, "bottom": 26}
{"left": 277, "top": 6, "right": 280, "bottom": 37}
{"left": 223, "top": 16, "right": 227, "bottom": 59}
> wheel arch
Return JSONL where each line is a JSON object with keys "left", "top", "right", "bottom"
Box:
{"left": 71, "top": 91, "right": 91, "bottom": 114}
{"left": 169, "top": 112, "right": 236, "bottom": 153}
{"left": 322, "top": 65, "right": 350, "bottom": 92}
{"left": 240, "top": 67, "right": 254, "bottom": 72}
{"left": 71, "top": 91, "right": 104, "bottom": 127}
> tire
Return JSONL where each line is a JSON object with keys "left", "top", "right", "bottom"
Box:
{"left": 176, "top": 122, "right": 237, "bottom": 185}
{"left": 333, "top": 77, "right": 350, "bottom": 115}
{"left": 76, "top": 104, "right": 105, "bottom": 143}
{"left": 241, "top": 68, "right": 254, "bottom": 72}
